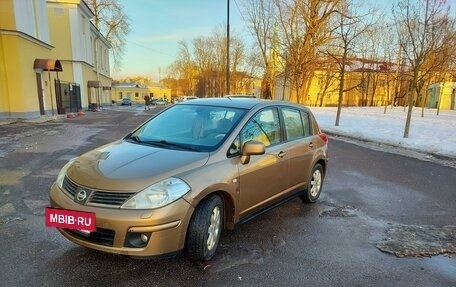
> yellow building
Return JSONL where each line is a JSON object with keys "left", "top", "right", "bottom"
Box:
{"left": 274, "top": 58, "right": 401, "bottom": 108}
{"left": 0, "top": 0, "right": 111, "bottom": 119}
{"left": 111, "top": 84, "right": 149, "bottom": 104}
{"left": 148, "top": 84, "right": 171, "bottom": 102}
{"left": 111, "top": 83, "right": 172, "bottom": 104}
{"left": 428, "top": 82, "right": 456, "bottom": 110}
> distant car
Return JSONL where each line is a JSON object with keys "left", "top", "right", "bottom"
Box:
{"left": 224, "top": 95, "right": 257, "bottom": 99}
{"left": 180, "top": 96, "right": 199, "bottom": 101}
{"left": 49, "top": 98, "right": 328, "bottom": 261}
{"left": 120, "top": 98, "right": 132, "bottom": 106}
{"left": 151, "top": 98, "right": 168, "bottom": 105}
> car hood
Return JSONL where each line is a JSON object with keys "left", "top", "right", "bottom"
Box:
{"left": 66, "top": 140, "right": 209, "bottom": 191}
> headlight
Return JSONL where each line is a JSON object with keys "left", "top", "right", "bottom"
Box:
{"left": 121, "top": 177, "right": 190, "bottom": 209}
{"left": 56, "top": 159, "right": 75, "bottom": 188}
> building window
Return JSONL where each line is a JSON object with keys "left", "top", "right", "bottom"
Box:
{"left": 82, "top": 15, "right": 86, "bottom": 35}
{"left": 119, "top": 92, "right": 123, "bottom": 100}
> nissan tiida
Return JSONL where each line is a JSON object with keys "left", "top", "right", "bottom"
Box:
{"left": 49, "top": 97, "right": 328, "bottom": 261}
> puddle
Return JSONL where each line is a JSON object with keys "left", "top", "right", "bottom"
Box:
{"left": 319, "top": 201, "right": 357, "bottom": 217}
{"left": 0, "top": 170, "right": 28, "bottom": 185}
{"left": 319, "top": 206, "right": 357, "bottom": 217}
{"left": 376, "top": 224, "right": 456, "bottom": 257}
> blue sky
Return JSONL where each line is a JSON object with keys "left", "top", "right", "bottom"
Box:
{"left": 114, "top": 0, "right": 454, "bottom": 81}
{"left": 115, "top": 0, "right": 246, "bottom": 81}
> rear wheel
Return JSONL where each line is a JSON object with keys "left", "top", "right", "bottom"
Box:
{"left": 186, "top": 195, "right": 223, "bottom": 261}
{"left": 300, "top": 163, "right": 324, "bottom": 203}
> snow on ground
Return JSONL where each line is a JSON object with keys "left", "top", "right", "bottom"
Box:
{"left": 310, "top": 106, "right": 456, "bottom": 159}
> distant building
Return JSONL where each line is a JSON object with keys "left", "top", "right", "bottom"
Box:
{"left": 148, "top": 84, "right": 172, "bottom": 101}
{"left": 428, "top": 82, "right": 456, "bottom": 110}
{"left": 111, "top": 84, "right": 149, "bottom": 104}
{"left": 111, "top": 83, "right": 171, "bottom": 104}
{"left": 274, "top": 57, "right": 405, "bottom": 108}
{"left": 0, "top": 0, "right": 111, "bottom": 119}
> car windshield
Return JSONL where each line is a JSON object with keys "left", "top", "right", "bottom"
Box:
{"left": 128, "top": 104, "right": 247, "bottom": 152}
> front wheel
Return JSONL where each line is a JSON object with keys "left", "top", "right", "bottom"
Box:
{"left": 186, "top": 195, "right": 223, "bottom": 261}
{"left": 300, "top": 163, "right": 324, "bottom": 203}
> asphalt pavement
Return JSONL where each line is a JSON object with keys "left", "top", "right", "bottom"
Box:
{"left": 0, "top": 104, "right": 455, "bottom": 287}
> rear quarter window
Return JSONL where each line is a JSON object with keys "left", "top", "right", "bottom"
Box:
{"left": 282, "top": 108, "right": 311, "bottom": 140}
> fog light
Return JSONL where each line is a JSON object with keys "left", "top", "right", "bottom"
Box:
{"left": 125, "top": 232, "right": 151, "bottom": 248}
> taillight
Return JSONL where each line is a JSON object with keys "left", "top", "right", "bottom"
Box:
{"left": 319, "top": 133, "right": 328, "bottom": 144}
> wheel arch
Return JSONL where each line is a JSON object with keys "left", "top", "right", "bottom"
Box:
{"left": 187, "top": 190, "right": 236, "bottom": 233}
{"left": 184, "top": 190, "right": 234, "bottom": 260}
{"left": 315, "top": 158, "right": 327, "bottom": 176}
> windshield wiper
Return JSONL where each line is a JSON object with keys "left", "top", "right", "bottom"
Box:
{"left": 128, "top": 135, "right": 142, "bottom": 143}
{"left": 144, "top": 140, "right": 199, "bottom": 151}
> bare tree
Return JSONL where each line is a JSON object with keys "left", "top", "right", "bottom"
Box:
{"left": 276, "top": 0, "right": 341, "bottom": 104}
{"left": 239, "top": 0, "right": 277, "bottom": 99}
{"left": 316, "top": 59, "right": 339, "bottom": 106}
{"left": 168, "top": 27, "right": 251, "bottom": 97}
{"left": 325, "top": 1, "right": 376, "bottom": 126}
{"left": 372, "top": 17, "right": 403, "bottom": 114}
{"left": 393, "top": 0, "right": 454, "bottom": 138}
{"left": 167, "top": 41, "right": 197, "bottom": 96}
{"left": 85, "top": 0, "right": 131, "bottom": 72}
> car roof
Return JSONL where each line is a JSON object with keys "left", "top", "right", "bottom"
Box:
{"left": 178, "top": 97, "right": 309, "bottom": 111}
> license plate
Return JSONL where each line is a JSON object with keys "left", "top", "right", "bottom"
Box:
{"left": 45, "top": 207, "right": 96, "bottom": 231}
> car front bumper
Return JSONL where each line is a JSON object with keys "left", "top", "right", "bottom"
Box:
{"left": 49, "top": 183, "right": 194, "bottom": 257}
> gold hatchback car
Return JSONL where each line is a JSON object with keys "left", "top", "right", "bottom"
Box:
{"left": 49, "top": 97, "right": 328, "bottom": 261}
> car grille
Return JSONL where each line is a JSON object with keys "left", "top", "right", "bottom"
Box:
{"left": 62, "top": 176, "right": 136, "bottom": 208}
{"left": 65, "top": 228, "right": 115, "bottom": 247}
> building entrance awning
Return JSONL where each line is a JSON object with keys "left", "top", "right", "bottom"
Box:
{"left": 87, "top": 81, "right": 102, "bottom": 88}
{"left": 33, "top": 59, "right": 63, "bottom": 71}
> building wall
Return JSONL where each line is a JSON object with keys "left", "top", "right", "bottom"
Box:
{"left": 14, "top": 0, "right": 51, "bottom": 43}
{"left": 148, "top": 86, "right": 171, "bottom": 101}
{"left": 274, "top": 69, "right": 407, "bottom": 109}
{"left": 111, "top": 86, "right": 149, "bottom": 104}
{"left": 47, "top": 3, "right": 74, "bottom": 60}
{"left": 0, "top": 33, "right": 54, "bottom": 118}
{"left": 0, "top": 0, "right": 16, "bottom": 29}
{"left": 110, "top": 85, "right": 173, "bottom": 104}
{"left": 0, "top": 0, "right": 112, "bottom": 119}
{"left": 47, "top": 0, "right": 109, "bottom": 108}
{"left": 307, "top": 70, "right": 340, "bottom": 107}
{"left": 428, "top": 82, "right": 456, "bottom": 110}
{"left": 0, "top": 0, "right": 60, "bottom": 119}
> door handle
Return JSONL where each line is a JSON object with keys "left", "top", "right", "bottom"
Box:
{"left": 278, "top": 151, "right": 286, "bottom": 158}
{"left": 309, "top": 142, "right": 314, "bottom": 148}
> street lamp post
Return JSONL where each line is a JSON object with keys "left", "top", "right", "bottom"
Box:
{"left": 226, "top": 0, "right": 230, "bottom": 96}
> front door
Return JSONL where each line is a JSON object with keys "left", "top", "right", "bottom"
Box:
{"left": 237, "top": 107, "right": 289, "bottom": 218}
{"left": 36, "top": 73, "right": 45, "bottom": 115}
{"left": 451, "top": 88, "right": 455, "bottom": 110}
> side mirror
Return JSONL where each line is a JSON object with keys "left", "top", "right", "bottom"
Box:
{"left": 240, "top": 140, "right": 265, "bottom": 164}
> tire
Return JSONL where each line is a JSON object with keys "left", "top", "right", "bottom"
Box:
{"left": 299, "top": 163, "right": 324, "bottom": 203}
{"left": 186, "top": 195, "right": 223, "bottom": 261}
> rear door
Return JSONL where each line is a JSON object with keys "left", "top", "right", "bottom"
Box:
{"left": 281, "top": 108, "right": 315, "bottom": 189}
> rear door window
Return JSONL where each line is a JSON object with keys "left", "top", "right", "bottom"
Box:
{"left": 281, "top": 108, "right": 312, "bottom": 140}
